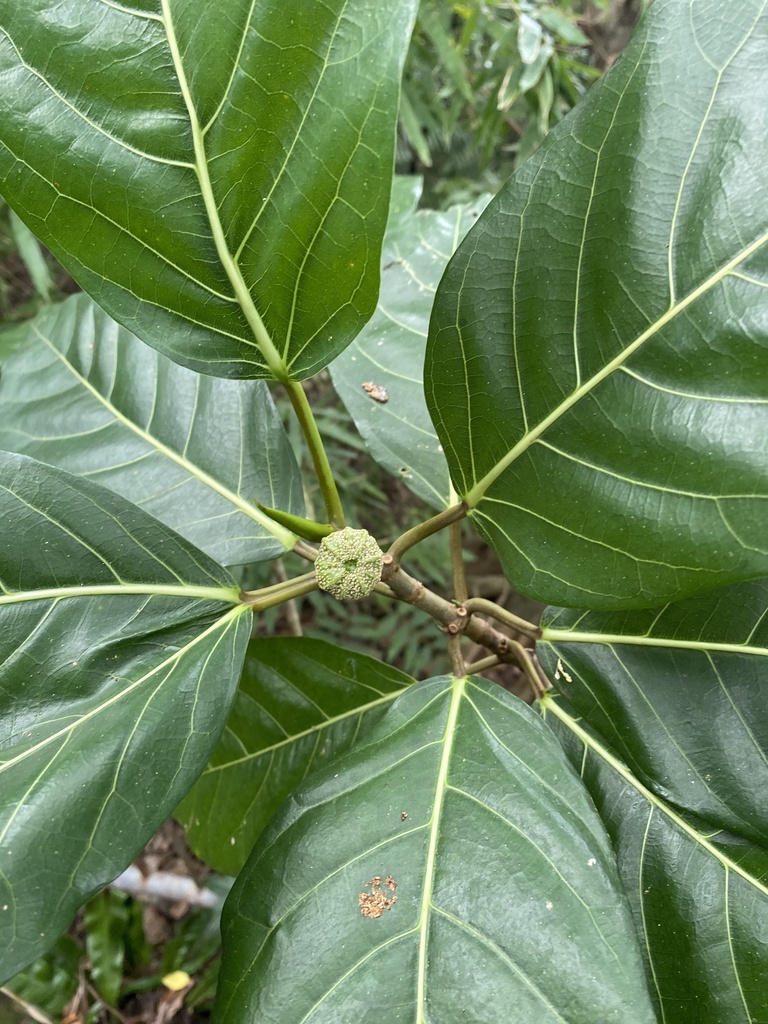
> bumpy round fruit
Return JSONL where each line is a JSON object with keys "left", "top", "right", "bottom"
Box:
{"left": 315, "top": 528, "right": 384, "bottom": 601}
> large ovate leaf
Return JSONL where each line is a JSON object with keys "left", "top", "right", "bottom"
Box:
{"left": 214, "top": 676, "right": 656, "bottom": 1023}
{"left": 0, "top": 452, "right": 251, "bottom": 982}
{"left": 177, "top": 638, "right": 413, "bottom": 875}
{"left": 330, "top": 177, "right": 490, "bottom": 509}
{"left": 0, "top": 0, "right": 418, "bottom": 380}
{"left": 0, "top": 294, "right": 301, "bottom": 565}
{"left": 427, "top": 0, "right": 768, "bottom": 609}
{"left": 539, "top": 579, "right": 768, "bottom": 1022}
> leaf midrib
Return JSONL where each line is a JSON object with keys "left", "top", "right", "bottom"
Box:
{"left": 0, "top": 604, "right": 247, "bottom": 778}
{"left": 540, "top": 628, "right": 768, "bottom": 658}
{"left": 464, "top": 227, "right": 768, "bottom": 507}
{"left": 416, "top": 675, "right": 464, "bottom": 1021}
{"left": 0, "top": 583, "right": 240, "bottom": 606}
{"left": 541, "top": 693, "right": 768, "bottom": 899}
{"left": 38, "top": 330, "right": 295, "bottom": 550}
{"left": 159, "top": 0, "right": 287, "bottom": 381}
{"left": 201, "top": 689, "right": 405, "bottom": 772}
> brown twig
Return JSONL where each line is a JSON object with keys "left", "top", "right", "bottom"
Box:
{"left": 85, "top": 979, "right": 129, "bottom": 1024}
{"left": 382, "top": 557, "right": 544, "bottom": 684}
{"left": 449, "top": 520, "right": 468, "bottom": 605}
{"left": 288, "top": 526, "right": 547, "bottom": 690}
{"left": 0, "top": 987, "right": 55, "bottom": 1024}
{"left": 448, "top": 634, "right": 466, "bottom": 677}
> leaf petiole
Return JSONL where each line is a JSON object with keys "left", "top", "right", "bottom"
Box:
{"left": 284, "top": 380, "right": 346, "bottom": 530}
{"left": 461, "top": 597, "right": 541, "bottom": 641}
{"left": 449, "top": 520, "right": 468, "bottom": 605}
{"left": 239, "top": 571, "right": 319, "bottom": 610}
{"left": 383, "top": 501, "right": 467, "bottom": 576}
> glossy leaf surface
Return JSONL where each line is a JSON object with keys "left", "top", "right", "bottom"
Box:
{"left": 0, "top": 452, "right": 251, "bottom": 982}
{"left": 0, "top": 0, "right": 418, "bottom": 379}
{"left": 427, "top": 0, "right": 768, "bottom": 608}
{"left": 214, "top": 676, "right": 656, "bottom": 1023}
{"left": 331, "top": 178, "right": 490, "bottom": 509}
{"left": 539, "top": 579, "right": 768, "bottom": 1021}
{"left": 177, "top": 638, "right": 413, "bottom": 875}
{"left": 0, "top": 295, "right": 301, "bottom": 565}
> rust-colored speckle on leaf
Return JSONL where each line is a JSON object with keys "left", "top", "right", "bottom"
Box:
{"left": 358, "top": 875, "right": 398, "bottom": 918}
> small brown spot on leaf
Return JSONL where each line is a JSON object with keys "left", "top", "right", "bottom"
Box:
{"left": 358, "top": 875, "right": 398, "bottom": 919}
{"left": 401, "top": 811, "right": 408, "bottom": 821}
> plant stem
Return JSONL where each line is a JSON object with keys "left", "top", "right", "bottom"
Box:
{"left": 240, "top": 572, "right": 318, "bottom": 610}
{"left": 506, "top": 639, "right": 550, "bottom": 699}
{"left": 273, "top": 558, "right": 303, "bottom": 636}
{"left": 464, "top": 654, "right": 500, "bottom": 675}
{"left": 244, "top": 569, "right": 317, "bottom": 598}
{"left": 384, "top": 563, "right": 529, "bottom": 669}
{"left": 284, "top": 380, "right": 346, "bottom": 529}
{"left": 0, "top": 987, "right": 54, "bottom": 1024}
{"left": 461, "top": 597, "right": 541, "bottom": 641}
{"left": 448, "top": 634, "right": 466, "bottom": 677}
{"left": 384, "top": 502, "right": 467, "bottom": 574}
{"left": 449, "top": 519, "right": 468, "bottom": 604}
{"left": 447, "top": 520, "right": 468, "bottom": 675}
{"left": 293, "top": 539, "right": 319, "bottom": 562}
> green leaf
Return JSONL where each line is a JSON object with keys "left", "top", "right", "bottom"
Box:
{"left": 517, "top": 12, "right": 543, "bottom": 64}
{"left": 159, "top": 875, "right": 231, "bottom": 983}
{"left": 8, "top": 210, "right": 52, "bottom": 303}
{"left": 539, "top": 579, "right": 768, "bottom": 1021}
{"left": 330, "top": 178, "right": 491, "bottom": 509}
{"left": 0, "top": 322, "right": 26, "bottom": 361}
{"left": 427, "top": 0, "right": 768, "bottom": 609}
{"left": 0, "top": 294, "right": 301, "bottom": 564}
{"left": 0, "top": 0, "right": 419, "bottom": 380}
{"left": 418, "top": 1, "right": 474, "bottom": 103}
{"left": 386, "top": 175, "right": 423, "bottom": 220}
{"left": 84, "top": 890, "right": 130, "bottom": 1007}
{"left": 3, "top": 935, "right": 81, "bottom": 1020}
{"left": 399, "top": 88, "right": 433, "bottom": 167}
{"left": 214, "top": 676, "right": 656, "bottom": 1023}
{"left": 538, "top": 9, "right": 589, "bottom": 47}
{"left": 177, "top": 637, "right": 413, "bottom": 875}
{"left": 518, "top": 41, "right": 554, "bottom": 92}
{"left": 0, "top": 452, "right": 251, "bottom": 982}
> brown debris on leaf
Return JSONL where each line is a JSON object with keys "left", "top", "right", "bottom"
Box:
{"left": 362, "top": 381, "right": 389, "bottom": 403}
{"left": 358, "top": 875, "right": 398, "bottom": 918}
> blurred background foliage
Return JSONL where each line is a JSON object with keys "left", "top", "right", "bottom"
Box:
{"left": 0, "top": 2, "right": 644, "bottom": 1020}
{"left": 400, "top": 0, "right": 595, "bottom": 203}
{"left": 398, "top": 0, "right": 646, "bottom": 205}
